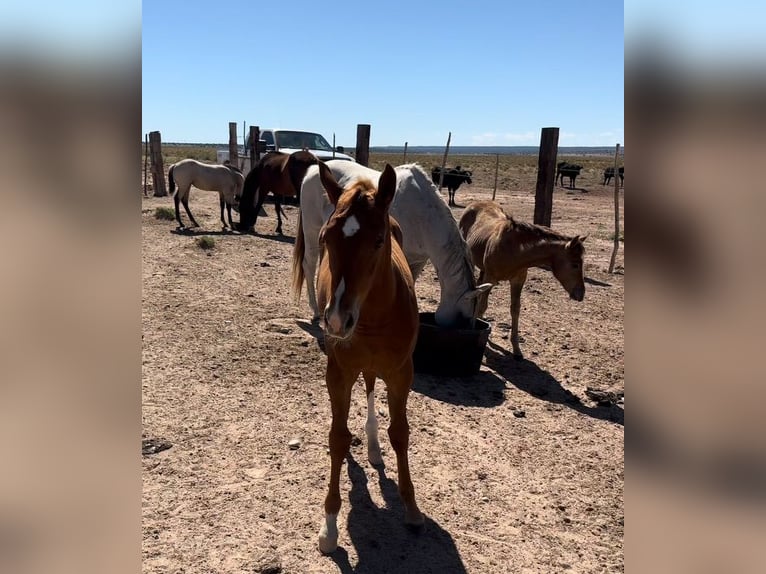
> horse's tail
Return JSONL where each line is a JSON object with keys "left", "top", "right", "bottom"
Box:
{"left": 291, "top": 209, "right": 305, "bottom": 302}
{"left": 168, "top": 164, "right": 176, "bottom": 196}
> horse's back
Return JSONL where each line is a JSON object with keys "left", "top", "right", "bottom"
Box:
{"left": 459, "top": 201, "right": 508, "bottom": 270}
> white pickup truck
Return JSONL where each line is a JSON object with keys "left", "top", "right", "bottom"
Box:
{"left": 258, "top": 129, "right": 355, "bottom": 162}
{"left": 217, "top": 129, "right": 356, "bottom": 167}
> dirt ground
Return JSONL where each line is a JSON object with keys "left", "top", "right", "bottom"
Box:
{"left": 142, "top": 153, "right": 624, "bottom": 573}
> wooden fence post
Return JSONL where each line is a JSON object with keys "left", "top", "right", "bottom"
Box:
{"left": 229, "top": 122, "right": 238, "bottom": 167}
{"left": 492, "top": 153, "right": 499, "bottom": 201}
{"left": 149, "top": 131, "right": 166, "bottom": 197}
{"left": 143, "top": 133, "right": 149, "bottom": 196}
{"left": 438, "top": 132, "right": 452, "bottom": 190}
{"left": 608, "top": 143, "right": 622, "bottom": 273}
{"left": 355, "top": 124, "right": 371, "bottom": 166}
{"left": 249, "top": 126, "right": 258, "bottom": 172}
{"left": 403, "top": 141, "right": 408, "bottom": 164}
{"left": 533, "top": 127, "right": 559, "bottom": 227}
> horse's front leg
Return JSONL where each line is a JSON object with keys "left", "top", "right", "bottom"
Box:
{"left": 384, "top": 359, "right": 424, "bottom": 528}
{"left": 319, "top": 358, "right": 357, "bottom": 554}
{"left": 509, "top": 269, "right": 528, "bottom": 358}
{"left": 363, "top": 371, "right": 383, "bottom": 466}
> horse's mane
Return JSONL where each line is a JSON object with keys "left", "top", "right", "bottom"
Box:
{"left": 224, "top": 163, "right": 243, "bottom": 174}
{"left": 399, "top": 163, "right": 477, "bottom": 290}
{"left": 507, "top": 215, "right": 582, "bottom": 254}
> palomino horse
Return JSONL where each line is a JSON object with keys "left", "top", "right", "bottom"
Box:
{"left": 292, "top": 161, "right": 491, "bottom": 328}
{"left": 168, "top": 159, "right": 244, "bottom": 229}
{"left": 236, "top": 150, "right": 318, "bottom": 235}
{"left": 459, "top": 200, "right": 586, "bottom": 358}
{"left": 310, "top": 161, "right": 423, "bottom": 554}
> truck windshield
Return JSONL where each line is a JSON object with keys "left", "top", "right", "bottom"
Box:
{"left": 275, "top": 131, "right": 333, "bottom": 151}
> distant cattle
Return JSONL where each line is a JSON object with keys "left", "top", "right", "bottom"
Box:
{"left": 556, "top": 161, "right": 583, "bottom": 189}
{"left": 431, "top": 165, "right": 473, "bottom": 206}
{"left": 603, "top": 166, "right": 624, "bottom": 187}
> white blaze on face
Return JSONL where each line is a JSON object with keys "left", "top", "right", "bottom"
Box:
{"left": 342, "top": 215, "right": 360, "bottom": 238}
{"left": 325, "top": 278, "right": 346, "bottom": 333}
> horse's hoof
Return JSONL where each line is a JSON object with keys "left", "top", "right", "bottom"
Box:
{"left": 404, "top": 508, "right": 425, "bottom": 529}
{"left": 367, "top": 447, "right": 384, "bottom": 467}
{"left": 318, "top": 529, "right": 338, "bottom": 554}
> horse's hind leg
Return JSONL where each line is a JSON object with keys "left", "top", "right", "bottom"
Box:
{"left": 509, "top": 269, "right": 528, "bottom": 358}
{"left": 384, "top": 361, "right": 423, "bottom": 528}
{"left": 226, "top": 201, "right": 234, "bottom": 228}
{"left": 304, "top": 239, "right": 321, "bottom": 321}
{"left": 219, "top": 195, "right": 227, "bottom": 228}
{"left": 174, "top": 191, "right": 184, "bottom": 228}
{"left": 363, "top": 372, "right": 383, "bottom": 466}
{"left": 275, "top": 196, "right": 283, "bottom": 235}
{"left": 179, "top": 187, "right": 198, "bottom": 227}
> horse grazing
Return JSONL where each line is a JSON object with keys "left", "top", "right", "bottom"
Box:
{"left": 556, "top": 161, "right": 583, "bottom": 189}
{"left": 603, "top": 166, "right": 624, "bottom": 187}
{"left": 459, "top": 200, "right": 586, "bottom": 358}
{"left": 168, "top": 159, "right": 244, "bottom": 229}
{"left": 311, "top": 161, "right": 423, "bottom": 553}
{"left": 292, "top": 161, "right": 491, "bottom": 328}
{"left": 236, "top": 150, "right": 318, "bottom": 235}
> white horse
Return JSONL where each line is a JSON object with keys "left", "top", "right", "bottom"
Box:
{"left": 292, "top": 161, "right": 492, "bottom": 327}
{"left": 168, "top": 159, "right": 244, "bottom": 229}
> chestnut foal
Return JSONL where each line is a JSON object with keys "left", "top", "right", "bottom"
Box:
{"left": 313, "top": 161, "right": 423, "bottom": 553}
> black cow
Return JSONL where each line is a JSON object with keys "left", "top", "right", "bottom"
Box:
{"left": 603, "top": 166, "right": 624, "bottom": 187}
{"left": 556, "top": 161, "right": 583, "bottom": 189}
{"left": 431, "top": 165, "right": 473, "bottom": 207}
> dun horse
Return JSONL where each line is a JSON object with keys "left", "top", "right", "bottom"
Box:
{"left": 309, "top": 162, "right": 423, "bottom": 553}
{"left": 168, "top": 159, "right": 244, "bottom": 229}
{"left": 236, "top": 150, "right": 318, "bottom": 234}
{"left": 459, "top": 200, "right": 586, "bottom": 358}
{"left": 293, "top": 161, "right": 491, "bottom": 328}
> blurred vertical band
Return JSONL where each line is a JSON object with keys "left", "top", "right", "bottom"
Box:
{"left": 0, "top": 3, "right": 140, "bottom": 574}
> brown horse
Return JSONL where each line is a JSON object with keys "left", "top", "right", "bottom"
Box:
{"left": 236, "top": 150, "right": 318, "bottom": 234}
{"left": 459, "top": 200, "right": 586, "bottom": 358}
{"left": 310, "top": 161, "right": 423, "bottom": 554}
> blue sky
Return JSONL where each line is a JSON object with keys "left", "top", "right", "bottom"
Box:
{"left": 142, "top": 0, "right": 624, "bottom": 146}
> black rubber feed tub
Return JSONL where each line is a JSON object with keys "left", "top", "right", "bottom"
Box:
{"left": 413, "top": 312, "right": 491, "bottom": 376}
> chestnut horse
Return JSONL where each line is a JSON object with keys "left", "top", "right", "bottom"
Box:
{"left": 311, "top": 161, "right": 423, "bottom": 553}
{"left": 168, "top": 159, "right": 244, "bottom": 229}
{"left": 459, "top": 200, "right": 587, "bottom": 358}
{"left": 236, "top": 150, "right": 318, "bottom": 234}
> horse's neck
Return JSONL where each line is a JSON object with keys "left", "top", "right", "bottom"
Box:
{"left": 509, "top": 225, "right": 567, "bottom": 268}
{"left": 418, "top": 204, "right": 474, "bottom": 297}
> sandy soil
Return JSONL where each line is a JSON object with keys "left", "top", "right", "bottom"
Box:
{"left": 142, "top": 155, "right": 624, "bottom": 573}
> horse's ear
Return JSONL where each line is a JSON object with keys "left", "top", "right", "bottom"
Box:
{"left": 376, "top": 164, "right": 397, "bottom": 211}
{"left": 318, "top": 161, "right": 343, "bottom": 205}
{"left": 566, "top": 235, "right": 587, "bottom": 250}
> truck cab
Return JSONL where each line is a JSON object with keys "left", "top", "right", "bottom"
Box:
{"left": 260, "top": 129, "right": 355, "bottom": 162}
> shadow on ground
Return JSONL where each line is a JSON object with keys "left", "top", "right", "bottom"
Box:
{"left": 412, "top": 370, "right": 506, "bottom": 407}
{"left": 484, "top": 341, "right": 623, "bottom": 425}
{"left": 328, "top": 456, "right": 467, "bottom": 574}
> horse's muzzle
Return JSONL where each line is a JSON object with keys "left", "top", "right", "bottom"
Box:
{"left": 570, "top": 286, "right": 585, "bottom": 302}
{"left": 324, "top": 309, "right": 357, "bottom": 340}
